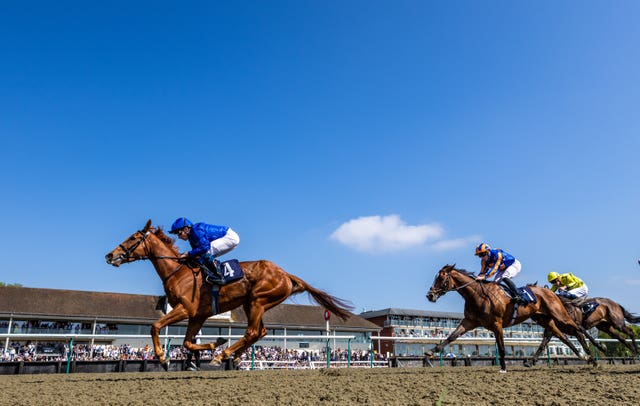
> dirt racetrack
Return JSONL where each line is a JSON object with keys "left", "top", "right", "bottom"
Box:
{"left": 3, "top": 364, "right": 639, "bottom": 405}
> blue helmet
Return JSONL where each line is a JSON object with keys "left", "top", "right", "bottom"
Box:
{"left": 169, "top": 217, "right": 193, "bottom": 234}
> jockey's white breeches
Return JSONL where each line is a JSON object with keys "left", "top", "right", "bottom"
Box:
{"left": 495, "top": 259, "right": 522, "bottom": 282}
{"left": 209, "top": 228, "right": 240, "bottom": 258}
{"left": 568, "top": 283, "right": 589, "bottom": 298}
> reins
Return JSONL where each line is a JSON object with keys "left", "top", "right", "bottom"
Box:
{"left": 119, "top": 229, "right": 197, "bottom": 284}
{"left": 434, "top": 270, "right": 476, "bottom": 295}
{"left": 454, "top": 280, "right": 475, "bottom": 291}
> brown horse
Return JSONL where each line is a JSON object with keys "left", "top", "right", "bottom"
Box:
{"left": 527, "top": 296, "right": 640, "bottom": 364}
{"left": 425, "top": 264, "right": 597, "bottom": 372}
{"left": 105, "top": 220, "right": 353, "bottom": 369}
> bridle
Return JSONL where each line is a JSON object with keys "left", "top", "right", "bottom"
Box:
{"left": 430, "top": 267, "right": 475, "bottom": 296}
{"left": 114, "top": 230, "right": 188, "bottom": 283}
{"left": 117, "top": 230, "right": 151, "bottom": 261}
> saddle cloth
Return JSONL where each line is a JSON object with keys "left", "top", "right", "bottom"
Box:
{"left": 516, "top": 286, "right": 537, "bottom": 304}
{"left": 498, "top": 282, "right": 537, "bottom": 304}
{"left": 218, "top": 259, "right": 244, "bottom": 284}
{"left": 211, "top": 259, "right": 244, "bottom": 315}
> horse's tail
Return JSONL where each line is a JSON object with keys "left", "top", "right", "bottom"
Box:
{"left": 621, "top": 306, "right": 640, "bottom": 324}
{"left": 288, "top": 274, "right": 354, "bottom": 321}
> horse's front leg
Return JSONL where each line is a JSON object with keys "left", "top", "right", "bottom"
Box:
{"left": 426, "top": 319, "right": 476, "bottom": 357}
{"left": 491, "top": 326, "right": 507, "bottom": 372}
{"left": 582, "top": 327, "right": 607, "bottom": 354}
{"left": 151, "top": 304, "right": 188, "bottom": 370}
{"left": 182, "top": 317, "right": 207, "bottom": 351}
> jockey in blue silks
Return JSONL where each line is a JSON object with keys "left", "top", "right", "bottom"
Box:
{"left": 169, "top": 217, "right": 240, "bottom": 284}
{"left": 474, "top": 243, "right": 523, "bottom": 303}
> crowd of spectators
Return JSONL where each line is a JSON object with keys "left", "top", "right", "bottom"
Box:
{"left": 237, "top": 346, "right": 384, "bottom": 369}
{"left": 1, "top": 342, "right": 384, "bottom": 368}
{"left": 1, "top": 321, "right": 117, "bottom": 334}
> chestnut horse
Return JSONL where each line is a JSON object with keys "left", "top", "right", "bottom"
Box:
{"left": 425, "top": 264, "right": 597, "bottom": 372}
{"left": 105, "top": 220, "right": 353, "bottom": 370}
{"left": 527, "top": 296, "right": 640, "bottom": 364}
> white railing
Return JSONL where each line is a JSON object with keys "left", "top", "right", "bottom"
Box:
{"left": 309, "top": 360, "right": 387, "bottom": 369}
{"left": 237, "top": 360, "right": 387, "bottom": 370}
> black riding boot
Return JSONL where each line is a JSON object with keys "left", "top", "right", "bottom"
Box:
{"left": 502, "top": 278, "right": 522, "bottom": 303}
{"left": 202, "top": 254, "right": 224, "bottom": 285}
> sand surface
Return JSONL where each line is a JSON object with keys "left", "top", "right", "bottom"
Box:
{"left": 3, "top": 364, "right": 639, "bottom": 405}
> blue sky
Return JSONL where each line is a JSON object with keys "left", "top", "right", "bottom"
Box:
{"left": 1, "top": 1, "right": 639, "bottom": 315}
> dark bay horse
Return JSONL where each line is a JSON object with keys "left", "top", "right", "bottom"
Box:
{"left": 425, "top": 264, "right": 597, "bottom": 372}
{"left": 527, "top": 296, "right": 640, "bottom": 364}
{"left": 105, "top": 220, "right": 353, "bottom": 369}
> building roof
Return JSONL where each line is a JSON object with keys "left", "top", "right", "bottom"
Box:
{"left": 359, "top": 307, "right": 536, "bottom": 325}
{"left": 0, "top": 286, "right": 379, "bottom": 331}
{"left": 359, "top": 307, "right": 465, "bottom": 320}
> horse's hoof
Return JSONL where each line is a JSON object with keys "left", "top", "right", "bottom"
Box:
{"left": 161, "top": 360, "right": 170, "bottom": 371}
{"left": 210, "top": 357, "right": 222, "bottom": 367}
{"left": 523, "top": 361, "right": 532, "bottom": 368}
{"left": 233, "top": 358, "right": 242, "bottom": 369}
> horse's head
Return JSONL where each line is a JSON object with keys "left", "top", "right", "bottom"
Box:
{"left": 105, "top": 219, "right": 154, "bottom": 267}
{"left": 426, "top": 264, "right": 459, "bottom": 302}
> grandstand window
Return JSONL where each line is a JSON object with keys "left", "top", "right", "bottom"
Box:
{"left": 113, "top": 324, "right": 148, "bottom": 335}
{"left": 201, "top": 327, "right": 224, "bottom": 336}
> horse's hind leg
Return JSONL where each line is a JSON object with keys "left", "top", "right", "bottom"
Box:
{"left": 211, "top": 302, "right": 269, "bottom": 368}
{"left": 602, "top": 323, "right": 638, "bottom": 356}
{"left": 618, "top": 325, "right": 639, "bottom": 356}
{"left": 232, "top": 320, "right": 267, "bottom": 368}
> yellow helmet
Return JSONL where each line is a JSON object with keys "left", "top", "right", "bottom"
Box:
{"left": 547, "top": 272, "right": 560, "bottom": 282}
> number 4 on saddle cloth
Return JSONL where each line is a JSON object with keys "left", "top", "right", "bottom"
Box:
{"left": 204, "top": 259, "right": 244, "bottom": 315}
{"left": 203, "top": 259, "right": 244, "bottom": 286}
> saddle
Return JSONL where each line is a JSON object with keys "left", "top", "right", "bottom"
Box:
{"left": 559, "top": 296, "right": 598, "bottom": 316}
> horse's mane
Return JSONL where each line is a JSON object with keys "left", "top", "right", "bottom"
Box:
{"left": 445, "top": 264, "right": 476, "bottom": 278}
{"left": 153, "top": 227, "right": 180, "bottom": 256}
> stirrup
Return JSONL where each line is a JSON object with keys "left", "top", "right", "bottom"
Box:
{"left": 205, "top": 271, "right": 225, "bottom": 285}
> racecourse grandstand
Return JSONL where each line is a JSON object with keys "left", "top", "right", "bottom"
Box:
{"left": 0, "top": 286, "right": 379, "bottom": 361}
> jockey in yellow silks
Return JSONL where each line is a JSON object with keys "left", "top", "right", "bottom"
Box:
{"left": 547, "top": 272, "right": 589, "bottom": 299}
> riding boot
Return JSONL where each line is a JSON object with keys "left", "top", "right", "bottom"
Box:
{"left": 502, "top": 278, "right": 522, "bottom": 303}
{"left": 202, "top": 254, "right": 225, "bottom": 285}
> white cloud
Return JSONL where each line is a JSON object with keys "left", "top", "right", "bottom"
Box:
{"left": 330, "top": 215, "right": 444, "bottom": 253}
{"left": 430, "top": 235, "right": 482, "bottom": 252}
